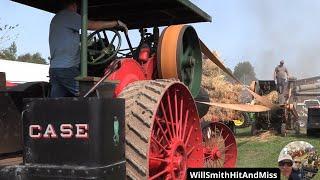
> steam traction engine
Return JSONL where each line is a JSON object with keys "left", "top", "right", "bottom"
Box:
{"left": 0, "top": 0, "right": 237, "bottom": 179}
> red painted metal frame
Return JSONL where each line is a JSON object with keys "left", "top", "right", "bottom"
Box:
{"left": 107, "top": 54, "right": 156, "bottom": 97}
{"left": 202, "top": 122, "right": 237, "bottom": 168}
{"left": 148, "top": 83, "right": 203, "bottom": 180}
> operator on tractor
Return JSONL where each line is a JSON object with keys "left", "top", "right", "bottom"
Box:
{"left": 274, "top": 60, "right": 289, "bottom": 94}
{"left": 49, "top": 0, "right": 128, "bottom": 97}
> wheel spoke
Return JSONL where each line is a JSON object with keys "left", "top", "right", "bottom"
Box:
{"left": 97, "top": 33, "right": 106, "bottom": 48}
{"left": 102, "top": 30, "right": 109, "bottom": 42}
{"left": 219, "top": 128, "right": 223, "bottom": 139}
{"left": 151, "top": 137, "right": 167, "bottom": 152}
{"left": 182, "top": 110, "right": 189, "bottom": 140}
{"left": 214, "top": 126, "right": 217, "bottom": 138}
{"left": 91, "top": 52, "right": 105, "bottom": 63}
{"left": 209, "top": 127, "right": 217, "bottom": 147}
{"left": 166, "top": 91, "right": 176, "bottom": 138}
{"left": 208, "top": 126, "right": 215, "bottom": 147}
{"left": 213, "top": 159, "right": 218, "bottom": 168}
{"left": 217, "top": 129, "right": 225, "bottom": 148}
{"left": 212, "top": 160, "right": 216, "bottom": 168}
{"left": 160, "top": 102, "right": 173, "bottom": 140}
{"left": 224, "top": 143, "right": 234, "bottom": 152}
{"left": 185, "top": 125, "right": 194, "bottom": 145}
{"left": 93, "top": 36, "right": 97, "bottom": 44}
{"left": 187, "top": 146, "right": 195, "bottom": 157}
{"left": 153, "top": 128, "right": 160, "bottom": 136}
{"left": 149, "top": 157, "right": 168, "bottom": 163}
{"left": 158, "top": 129, "right": 168, "bottom": 143}
{"left": 223, "top": 133, "right": 230, "bottom": 142}
{"left": 217, "top": 159, "right": 223, "bottom": 167}
{"left": 224, "top": 153, "right": 235, "bottom": 157}
{"left": 150, "top": 168, "right": 169, "bottom": 180}
{"left": 179, "top": 98, "right": 184, "bottom": 139}
{"left": 174, "top": 91, "right": 179, "bottom": 137}
{"left": 155, "top": 116, "right": 170, "bottom": 144}
{"left": 110, "top": 33, "right": 117, "bottom": 44}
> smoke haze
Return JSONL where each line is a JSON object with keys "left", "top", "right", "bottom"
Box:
{"left": 245, "top": 0, "right": 320, "bottom": 79}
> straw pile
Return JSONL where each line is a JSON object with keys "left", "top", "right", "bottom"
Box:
{"left": 201, "top": 52, "right": 277, "bottom": 121}
{"left": 263, "top": 91, "right": 278, "bottom": 104}
{"left": 202, "top": 58, "right": 243, "bottom": 121}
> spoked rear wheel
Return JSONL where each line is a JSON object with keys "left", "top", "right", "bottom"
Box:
{"left": 119, "top": 80, "right": 204, "bottom": 180}
{"left": 202, "top": 121, "right": 237, "bottom": 168}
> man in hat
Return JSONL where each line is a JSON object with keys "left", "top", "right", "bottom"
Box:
{"left": 49, "top": 0, "right": 127, "bottom": 97}
{"left": 278, "top": 154, "right": 302, "bottom": 180}
{"left": 274, "top": 60, "right": 289, "bottom": 94}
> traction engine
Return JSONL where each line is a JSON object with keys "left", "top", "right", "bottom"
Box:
{"left": 83, "top": 24, "right": 237, "bottom": 178}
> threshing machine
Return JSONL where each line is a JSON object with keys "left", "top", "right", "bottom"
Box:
{"left": 250, "top": 79, "right": 299, "bottom": 136}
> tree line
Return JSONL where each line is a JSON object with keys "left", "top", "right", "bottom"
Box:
{"left": 0, "top": 42, "right": 47, "bottom": 64}
{"left": 0, "top": 21, "right": 47, "bottom": 65}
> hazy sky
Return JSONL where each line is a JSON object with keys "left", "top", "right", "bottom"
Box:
{"left": 0, "top": 0, "right": 319, "bottom": 79}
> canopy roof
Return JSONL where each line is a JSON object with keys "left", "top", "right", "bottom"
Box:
{"left": 11, "top": 0, "right": 211, "bottom": 29}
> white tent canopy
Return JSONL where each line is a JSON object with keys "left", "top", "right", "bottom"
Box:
{"left": 0, "top": 59, "right": 49, "bottom": 83}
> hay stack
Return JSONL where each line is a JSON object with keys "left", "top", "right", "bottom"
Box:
{"left": 202, "top": 58, "right": 242, "bottom": 121}
{"left": 264, "top": 91, "right": 279, "bottom": 104}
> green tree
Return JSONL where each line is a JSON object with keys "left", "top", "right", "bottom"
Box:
{"left": 17, "top": 52, "right": 47, "bottom": 64}
{"left": 0, "top": 42, "right": 17, "bottom": 60}
{"left": 233, "top": 61, "right": 257, "bottom": 85}
{"left": 0, "top": 41, "right": 47, "bottom": 64}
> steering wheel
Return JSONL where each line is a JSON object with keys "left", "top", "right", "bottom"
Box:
{"left": 87, "top": 29, "right": 121, "bottom": 65}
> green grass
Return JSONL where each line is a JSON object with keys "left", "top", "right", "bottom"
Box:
{"left": 235, "top": 127, "right": 320, "bottom": 178}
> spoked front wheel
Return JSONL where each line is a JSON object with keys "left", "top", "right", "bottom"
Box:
{"left": 202, "top": 121, "right": 237, "bottom": 168}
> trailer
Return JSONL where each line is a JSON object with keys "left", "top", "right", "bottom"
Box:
{"left": 307, "top": 107, "right": 320, "bottom": 136}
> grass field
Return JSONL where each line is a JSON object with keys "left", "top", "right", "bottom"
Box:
{"left": 235, "top": 127, "right": 320, "bottom": 179}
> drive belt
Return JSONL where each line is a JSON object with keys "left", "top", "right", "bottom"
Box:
{"left": 199, "top": 39, "right": 275, "bottom": 111}
{"left": 196, "top": 101, "right": 271, "bottom": 112}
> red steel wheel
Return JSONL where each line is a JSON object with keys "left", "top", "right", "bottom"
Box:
{"left": 119, "top": 79, "right": 203, "bottom": 180}
{"left": 202, "top": 121, "right": 237, "bottom": 168}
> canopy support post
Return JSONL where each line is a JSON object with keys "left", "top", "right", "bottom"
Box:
{"left": 80, "top": 0, "right": 88, "bottom": 77}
